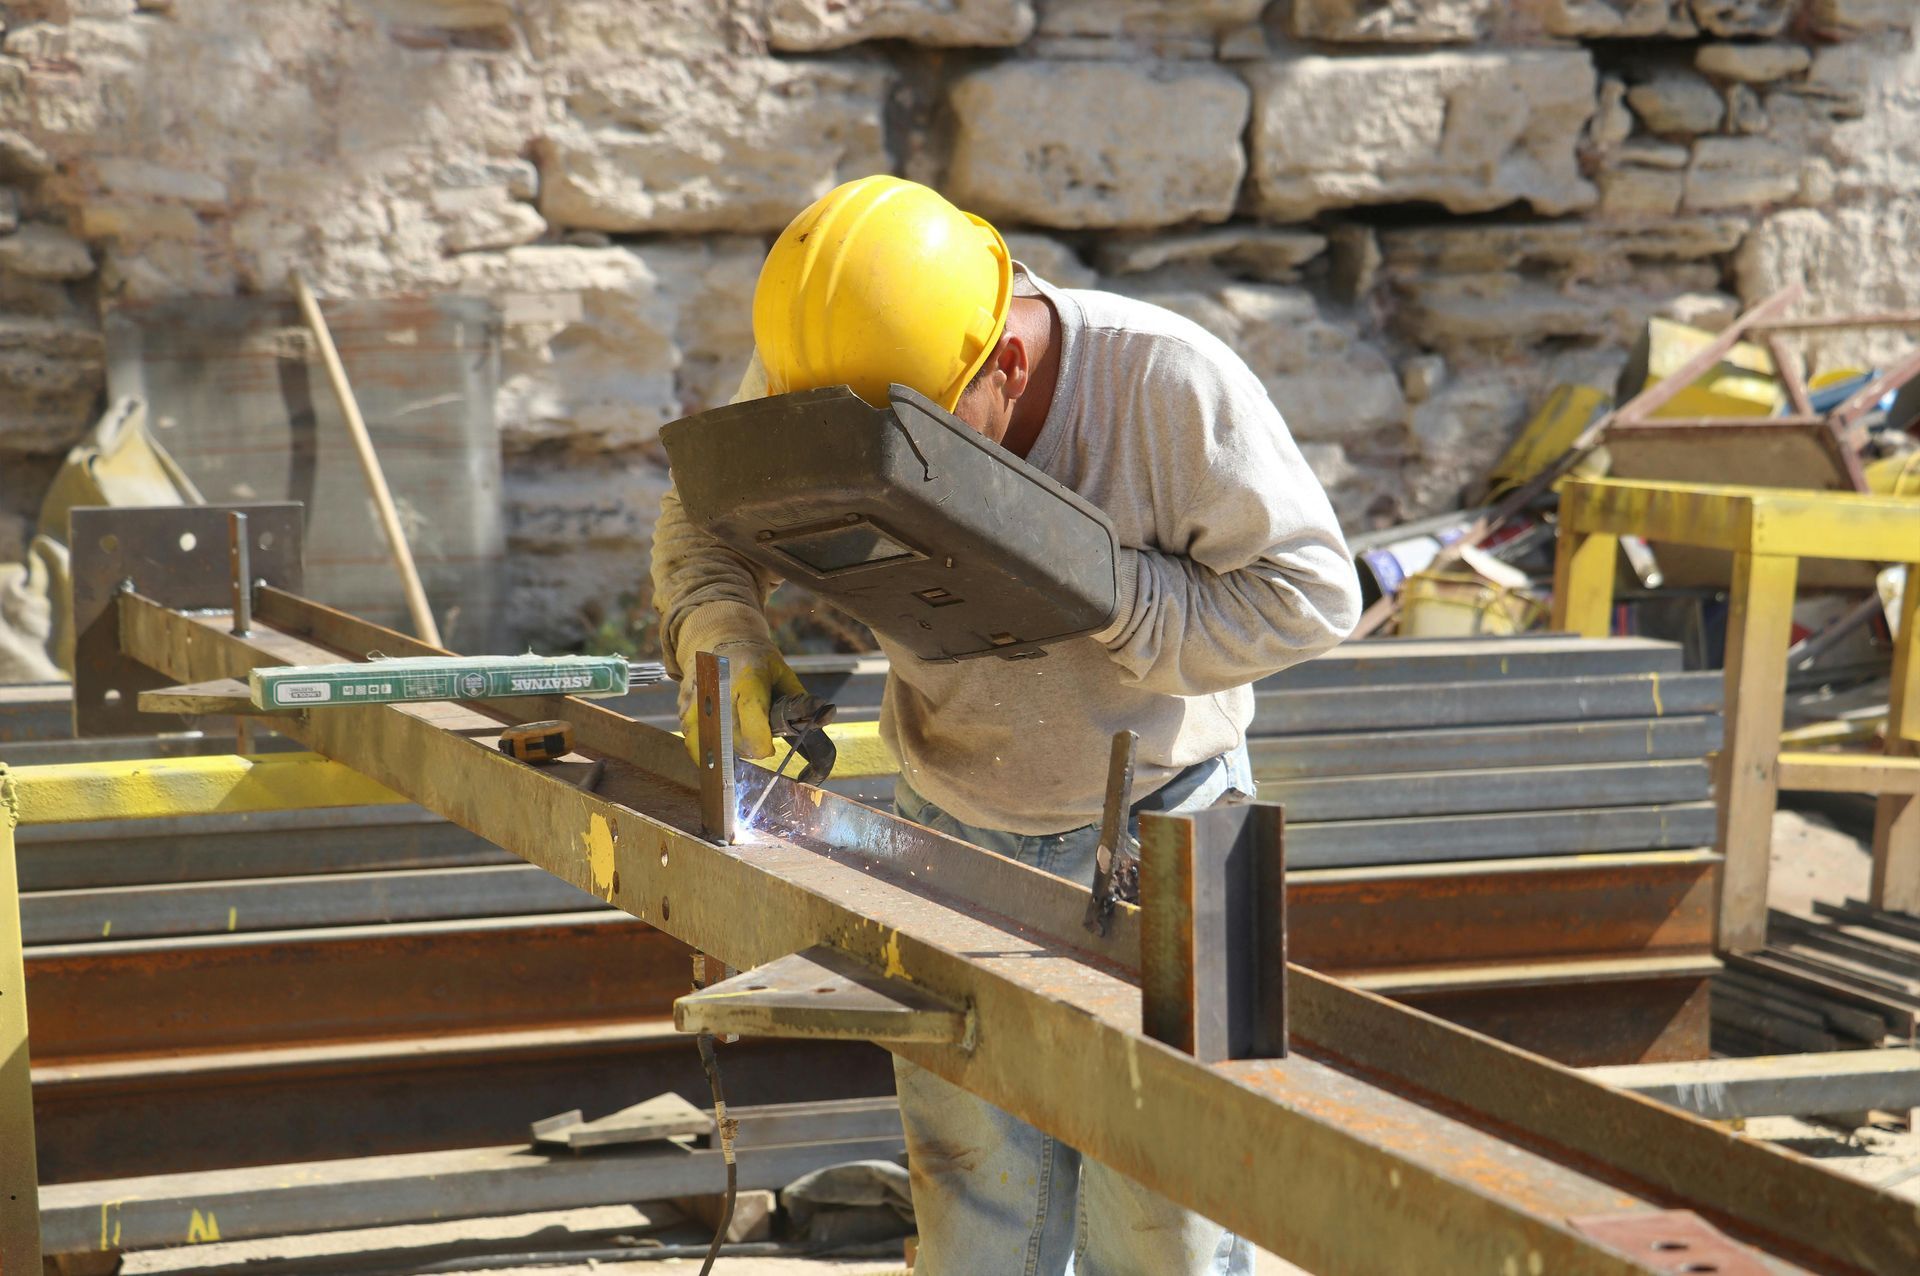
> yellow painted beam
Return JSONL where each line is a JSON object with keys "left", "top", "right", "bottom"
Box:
{"left": 1550, "top": 529, "right": 1618, "bottom": 638}
{"left": 1562, "top": 478, "right": 1920, "bottom": 563}
{"left": 1777, "top": 751, "right": 1920, "bottom": 796}
{"left": 9, "top": 753, "right": 407, "bottom": 826}
{"left": 10, "top": 721, "right": 896, "bottom": 830}
{"left": 0, "top": 768, "right": 43, "bottom": 1274}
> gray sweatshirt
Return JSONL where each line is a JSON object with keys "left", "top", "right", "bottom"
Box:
{"left": 651, "top": 269, "right": 1360, "bottom": 835}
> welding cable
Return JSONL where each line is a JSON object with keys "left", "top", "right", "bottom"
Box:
{"left": 387, "top": 1240, "right": 906, "bottom": 1273}
{"left": 695, "top": 1028, "right": 738, "bottom": 1276}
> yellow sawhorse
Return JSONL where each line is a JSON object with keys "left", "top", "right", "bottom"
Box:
{"left": 0, "top": 725, "right": 898, "bottom": 1274}
{"left": 1551, "top": 478, "right": 1920, "bottom": 953}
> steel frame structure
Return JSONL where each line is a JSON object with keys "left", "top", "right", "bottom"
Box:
{"left": 4, "top": 570, "right": 1917, "bottom": 1271}
{"left": 79, "top": 588, "right": 1920, "bottom": 1265}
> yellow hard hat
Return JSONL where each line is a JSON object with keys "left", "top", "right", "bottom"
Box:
{"left": 753, "top": 175, "right": 1013, "bottom": 412}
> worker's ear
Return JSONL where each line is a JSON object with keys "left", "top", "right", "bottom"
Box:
{"left": 987, "top": 333, "right": 1031, "bottom": 403}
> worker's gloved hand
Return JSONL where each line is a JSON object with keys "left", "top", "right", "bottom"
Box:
{"left": 679, "top": 640, "right": 806, "bottom": 763}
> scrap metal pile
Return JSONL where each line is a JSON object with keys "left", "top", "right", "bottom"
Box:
{"left": 1354, "top": 291, "right": 1919, "bottom": 744}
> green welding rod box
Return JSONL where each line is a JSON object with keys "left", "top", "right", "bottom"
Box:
{"left": 249, "top": 654, "right": 632, "bottom": 710}
{"left": 660, "top": 385, "right": 1120, "bottom": 662}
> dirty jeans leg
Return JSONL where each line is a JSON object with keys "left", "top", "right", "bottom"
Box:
{"left": 891, "top": 747, "right": 1256, "bottom": 1276}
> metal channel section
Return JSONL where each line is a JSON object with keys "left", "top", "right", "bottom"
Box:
{"left": 109, "top": 587, "right": 1919, "bottom": 1276}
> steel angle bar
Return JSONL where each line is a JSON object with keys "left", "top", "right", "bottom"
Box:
{"left": 1587, "top": 1049, "right": 1920, "bottom": 1121}
{"left": 1286, "top": 802, "right": 1720, "bottom": 868}
{"left": 1263, "top": 759, "right": 1711, "bottom": 822}
{"left": 1253, "top": 717, "right": 1723, "bottom": 779}
{"left": 12, "top": 804, "right": 511, "bottom": 891}
{"left": 20, "top": 862, "right": 606, "bottom": 945}
{"left": 1250, "top": 672, "right": 1723, "bottom": 735}
{"left": 113, "top": 592, "right": 1914, "bottom": 1274}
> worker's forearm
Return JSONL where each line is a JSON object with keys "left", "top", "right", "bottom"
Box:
{"left": 1096, "top": 545, "right": 1360, "bottom": 696}
{"left": 650, "top": 486, "right": 777, "bottom": 680}
{"left": 650, "top": 356, "right": 781, "bottom": 681}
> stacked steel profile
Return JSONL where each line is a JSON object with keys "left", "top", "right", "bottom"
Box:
{"left": 5, "top": 634, "right": 1722, "bottom": 1190}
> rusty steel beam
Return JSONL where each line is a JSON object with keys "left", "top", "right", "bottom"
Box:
{"left": 1290, "top": 850, "right": 1718, "bottom": 974}
{"left": 114, "top": 591, "right": 1918, "bottom": 1274}
{"left": 27, "top": 913, "right": 689, "bottom": 1060}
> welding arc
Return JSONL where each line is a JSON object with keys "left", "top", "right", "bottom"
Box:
{"left": 742, "top": 739, "right": 800, "bottom": 828}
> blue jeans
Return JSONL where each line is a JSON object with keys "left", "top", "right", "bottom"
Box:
{"left": 891, "top": 746, "right": 1256, "bottom": 1276}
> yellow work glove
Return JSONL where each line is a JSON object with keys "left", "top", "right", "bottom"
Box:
{"left": 679, "top": 639, "right": 806, "bottom": 763}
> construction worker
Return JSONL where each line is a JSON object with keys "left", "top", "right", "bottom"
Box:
{"left": 651, "top": 176, "right": 1359, "bottom": 1274}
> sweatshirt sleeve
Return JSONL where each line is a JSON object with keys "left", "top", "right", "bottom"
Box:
{"left": 1093, "top": 340, "right": 1361, "bottom": 697}
{"left": 649, "top": 355, "right": 782, "bottom": 681}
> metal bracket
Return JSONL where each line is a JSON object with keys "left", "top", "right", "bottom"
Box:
{"left": 70, "top": 503, "right": 303, "bottom": 737}
{"left": 1083, "top": 730, "right": 1139, "bottom": 937}
{"left": 693, "top": 650, "right": 736, "bottom": 844}
{"left": 1139, "top": 803, "right": 1287, "bottom": 1063}
{"left": 1569, "top": 1210, "right": 1771, "bottom": 1275}
{"left": 674, "top": 943, "right": 969, "bottom": 1045}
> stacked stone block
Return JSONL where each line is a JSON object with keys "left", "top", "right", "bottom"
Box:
{"left": 0, "top": 0, "right": 1911, "bottom": 647}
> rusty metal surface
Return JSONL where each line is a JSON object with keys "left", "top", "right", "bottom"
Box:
{"left": 1571, "top": 1211, "right": 1773, "bottom": 1276}
{"left": 109, "top": 592, "right": 1919, "bottom": 1274}
{"left": 1140, "top": 805, "right": 1286, "bottom": 1062}
{"left": 69, "top": 504, "right": 303, "bottom": 736}
{"left": 1290, "top": 851, "right": 1719, "bottom": 975}
{"left": 32, "top": 1023, "right": 891, "bottom": 1184}
{"left": 693, "top": 649, "right": 736, "bottom": 844}
{"left": 1401, "top": 975, "right": 1713, "bottom": 1067}
{"left": 26, "top": 912, "right": 688, "bottom": 1060}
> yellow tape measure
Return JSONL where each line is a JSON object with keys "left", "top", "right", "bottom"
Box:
{"left": 498, "top": 720, "right": 574, "bottom": 764}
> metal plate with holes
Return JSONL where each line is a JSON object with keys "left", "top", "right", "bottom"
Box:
{"left": 1569, "top": 1209, "right": 1771, "bottom": 1276}
{"left": 70, "top": 504, "right": 303, "bottom": 737}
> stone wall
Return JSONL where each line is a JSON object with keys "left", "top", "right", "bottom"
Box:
{"left": 0, "top": 0, "right": 1913, "bottom": 650}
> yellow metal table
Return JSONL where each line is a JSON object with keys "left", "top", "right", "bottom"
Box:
{"left": 1551, "top": 478, "right": 1920, "bottom": 952}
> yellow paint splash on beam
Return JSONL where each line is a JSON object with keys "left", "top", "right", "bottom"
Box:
{"left": 584, "top": 813, "right": 617, "bottom": 899}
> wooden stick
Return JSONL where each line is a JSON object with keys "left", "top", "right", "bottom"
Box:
{"left": 1766, "top": 335, "right": 1814, "bottom": 418}
{"left": 291, "top": 273, "right": 444, "bottom": 648}
{"left": 1753, "top": 312, "right": 1920, "bottom": 332}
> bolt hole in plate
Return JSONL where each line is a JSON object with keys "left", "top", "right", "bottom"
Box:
{"left": 1569, "top": 1211, "right": 1766, "bottom": 1276}
{"left": 98, "top": 534, "right": 118, "bottom": 554}
{"left": 259, "top": 531, "right": 275, "bottom": 550}
{"left": 178, "top": 531, "right": 197, "bottom": 552}
{"left": 102, "top": 689, "right": 121, "bottom": 705}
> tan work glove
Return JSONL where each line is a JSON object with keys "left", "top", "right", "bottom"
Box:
{"left": 674, "top": 603, "right": 805, "bottom": 763}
